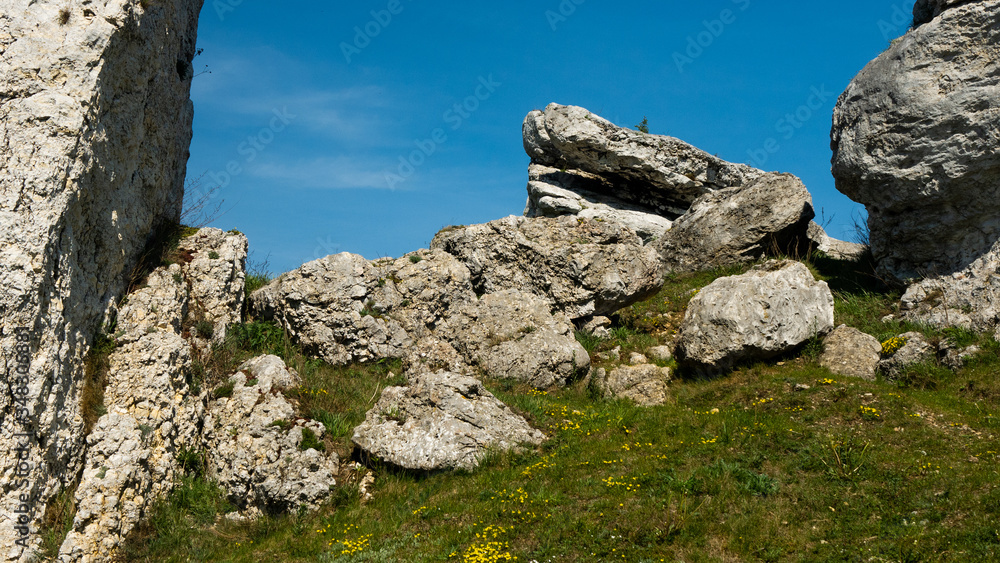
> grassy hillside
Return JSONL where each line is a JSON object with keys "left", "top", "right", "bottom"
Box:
{"left": 109, "top": 253, "right": 1000, "bottom": 562}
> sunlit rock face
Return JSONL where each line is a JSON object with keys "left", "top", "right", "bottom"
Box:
{"left": 832, "top": 0, "right": 1000, "bottom": 283}
{"left": 0, "top": 1, "right": 204, "bottom": 559}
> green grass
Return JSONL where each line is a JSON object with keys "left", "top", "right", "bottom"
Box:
{"left": 120, "top": 254, "right": 1000, "bottom": 562}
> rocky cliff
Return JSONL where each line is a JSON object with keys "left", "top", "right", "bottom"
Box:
{"left": 831, "top": 0, "right": 1000, "bottom": 335}
{"left": 0, "top": 1, "right": 204, "bottom": 559}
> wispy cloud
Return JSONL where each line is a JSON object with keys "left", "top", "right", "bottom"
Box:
{"left": 249, "top": 156, "right": 396, "bottom": 190}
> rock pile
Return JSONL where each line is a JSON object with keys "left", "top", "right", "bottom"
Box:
{"left": 522, "top": 104, "right": 859, "bottom": 272}
{"left": 59, "top": 229, "right": 246, "bottom": 561}
{"left": 250, "top": 214, "right": 666, "bottom": 389}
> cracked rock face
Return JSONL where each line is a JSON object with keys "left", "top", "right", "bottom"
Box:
{"left": 675, "top": 261, "right": 835, "bottom": 375}
{"left": 523, "top": 103, "right": 764, "bottom": 219}
{"left": 831, "top": 0, "right": 1000, "bottom": 283}
{"left": 251, "top": 247, "right": 591, "bottom": 388}
{"left": 431, "top": 215, "right": 663, "bottom": 320}
{"left": 58, "top": 229, "right": 246, "bottom": 562}
{"left": 437, "top": 289, "right": 591, "bottom": 389}
{"left": 0, "top": 1, "right": 204, "bottom": 558}
{"left": 249, "top": 249, "right": 474, "bottom": 366}
{"left": 352, "top": 371, "right": 546, "bottom": 472}
{"left": 203, "top": 355, "right": 340, "bottom": 514}
{"left": 655, "top": 173, "right": 816, "bottom": 274}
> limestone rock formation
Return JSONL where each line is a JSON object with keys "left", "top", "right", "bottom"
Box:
{"left": 250, "top": 249, "right": 471, "bottom": 365}
{"left": 60, "top": 229, "right": 245, "bottom": 561}
{"left": 202, "top": 355, "right": 339, "bottom": 513}
{"left": 819, "top": 325, "right": 882, "bottom": 381}
{"left": 251, "top": 249, "right": 589, "bottom": 387}
{"left": 675, "top": 261, "right": 835, "bottom": 374}
{"left": 178, "top": 228, "right": 248, "bottom": 342}
{"left": 523, "top": 103, "right": 764, "bottom": 219}
{"left": 524, "top": 164, "right": 674, "bottom": 242}
{"left": 899, "top": 255, "right": 1000, "bottom": 340}
{"left": 655, "top": 173, "right": 816, "bottom": 273}
{"left": 831, "top": 0, "right": 1000, "bottom": 284}
{"left": 437, "top": 290, "right": 591, "bottom": 389}
{"left": 352, "top": 371, "right": 545, "bottom": 472}
{"left": 431, "top": 215, "right": 663, "bottom": 320}
{"left": 0, "top": 1, "right": 204, "bottom": 557}
{"left": 593, "top": 364, "right": 672, "bottom": 406}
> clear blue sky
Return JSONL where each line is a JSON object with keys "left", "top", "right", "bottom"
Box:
{"left": 187, "top": 0, "right": 917, "bottom": 274}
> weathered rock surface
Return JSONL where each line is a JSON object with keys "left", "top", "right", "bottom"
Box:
{"left": 807, "top": 222, "right": 867, "bottom": 261}
{"left": 178, "top": 228, "right": 248, "bottom": 342}
{"left": 203, "top": 355, "right": 339, "bottom": 513}
{"left": 594, "top": 364, "right": 672, "bottom": 406}
{"left": 352, "top": 371, "right": 545, "bottom": 472}
{"left": 899, "top": 250, "right": 1000, "bottom": 339}
{"left": 437, "top": 290, "right": 591, "bottom": 389}
{"left": 0, "top": 1, "right": 204, "bottom": 557}
{"left": 431, "top": 215, "right": 663, "bottom": 320}
{"left": 251, "top": 250, "right": 589, "bottom": 387}
{"left": 831, "top": 0, "right": 1000, "bottom": 283}
{"left": 524, "top": 164, "right": 674, "bottom": 242}
{"left": 655, "top": 173, "right": 816, "bottom": 273}
{"left": 819, "top": 325, "right": 882, "bottom": 381}
{"left": 524, "top": 103, "right": 764, "bottom": 219}
{"left": 675, "top": 261, "right": 835, "bottom": 374}
{"left": 250, "top": 249, "right": 472, "bottom": 365}
{"left": 59, "top": 231, "right": 239, "bottom": 561}
{"left": 878, "top": 332, "right": 935, "bottom": 380}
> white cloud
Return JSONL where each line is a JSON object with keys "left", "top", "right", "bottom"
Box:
{"left": 249, "top": 156, "right": 394, "bottom": 190}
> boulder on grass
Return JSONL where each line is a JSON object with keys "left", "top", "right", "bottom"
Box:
{"left": 819, "top": 325, "right": 882, "bottom": 381}
{"left": 352, "top": 371, "right": 545, "bottom": 472}
{"left": 675, "top": 261, "right": 835, "bottom": 375}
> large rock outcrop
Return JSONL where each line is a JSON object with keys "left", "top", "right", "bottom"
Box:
{"left": 522, "top": 104, "right": 853, "bottom": 267}
{"left": 831, "top": 0, "right": 1000, "bottom": 284}
{"left": 59, "top": 230, "right": 246, "bottom": 562}
{"left": 352, "top": 371, "right": 545, "bottom": 472}
{"left": 430, "top": 216, "right": 663, "bottom": 320}
{"left": 251, "top": 248, "right": 590, "bottom": 388}
{"left": 655, "top": 173, "right": 816, "bottom": 273}
{"left": 0, "top": 1, "right": 204, "bottom": 559}
{"left": 524, "top": 103, "right": 765, "bottom": 220}
{"left": 675, "top": 261, "right": 835, "bottom": 374}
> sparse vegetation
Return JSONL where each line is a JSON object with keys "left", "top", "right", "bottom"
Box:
{"left": 635, "top": 116, "right": 650, "bottom": 134}
{"left": 120, "top": 252, "right": 1000, "bottom": 562}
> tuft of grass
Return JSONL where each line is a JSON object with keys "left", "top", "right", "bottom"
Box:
{"left": 195, "top": 320, "right": 214, "bottom": 340}
{"left": 81, "top": 329, "right": 116, "bottom": 435}
{"left": 298, "top": 427, "right": 325, "bottom": 452}
{"left": 244, "top": 254, "right": 273, "bottom": 301}
{"left": 211, "top": 381, "right": 234, "bottom": 400}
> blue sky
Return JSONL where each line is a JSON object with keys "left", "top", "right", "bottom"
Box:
{"left": 187, "top": 0, "right": 917, "bottom": 274}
